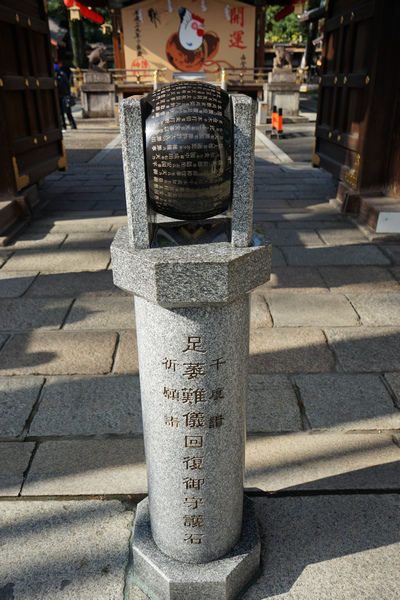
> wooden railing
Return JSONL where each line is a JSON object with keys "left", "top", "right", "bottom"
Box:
{"left": 220, "top": 67, "right": 270, "bottom": 85}
{"left": 70, "top": 67, "right": 167, "bottom": 93}
{"left": 71, "top": 65, "right": 311, "bottom": 95}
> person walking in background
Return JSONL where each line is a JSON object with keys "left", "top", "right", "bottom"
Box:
{"left": 54, "top": 62, "right": 77, "bottom": 131}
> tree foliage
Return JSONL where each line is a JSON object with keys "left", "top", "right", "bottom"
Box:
{"left": 47, "top": 0, "right": 68, "bottom": 24}
{"left": 265, "top": 5, "right": 305, "bottom": 43}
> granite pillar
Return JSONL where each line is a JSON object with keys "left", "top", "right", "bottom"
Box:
{"left": 110, "top": 82, "right": 272, "bottom": 600}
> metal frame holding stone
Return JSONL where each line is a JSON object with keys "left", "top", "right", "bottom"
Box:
{"left": 111, "top": 86, "right": 271, "bottom": 600}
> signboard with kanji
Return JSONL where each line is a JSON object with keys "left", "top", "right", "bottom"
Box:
{"left": 121, "top": 0, "right": 255, "bottom": 80}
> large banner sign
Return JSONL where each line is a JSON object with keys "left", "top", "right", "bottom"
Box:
{"left": 122, "top": 0, "right": 255, "bottom": 80}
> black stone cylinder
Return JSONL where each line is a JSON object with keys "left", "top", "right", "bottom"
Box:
{"left": 143, "top": 81, "right": 233, "bottom": 221}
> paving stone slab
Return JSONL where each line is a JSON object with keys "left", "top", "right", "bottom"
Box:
{"left": 29, "top": 375, "right": 142, "bottom": 437}
{"left": 283, "top": 245, "right": 391, "bottom": 266}
{"left": 265, "top": 293, "right": 359, "bottom": 327}
{"left": 285, "top": 199, "right": 330, "bottom": 209}
{"left": 271, "top": 247, "right": 287, "bottom": 267}
{"left": 247, "top": 374, "right": 301, "bottom": 432}
{"left": 276, "top": 220, "right": 354, "bottom": 230}
{"left": 258, "top": 183, "right": 298, "bottom": 192}
{"left": 63, "top": 296, "right": 135, "bottom": 330}
{"left": 39, "top": 199, "right": 98, "bottom": 211}
{"left": 61, "top": 231, "right": 116, "bottom": 248}
{"left": 254, "top": 191, "right": 298, "bottom": 201}
{"left": 93, "top": 200, "right": 127, "bottom": 211}
{"left": 0, "top": 331, "right": 118, "bottom": 376}
{"left": 25, "top": 270, "right": 125, "bottom": 298}
{"left": 29, "top": 218, "right": 115, "bottom": 234}
{"left": 325, "top": 327, "right": 400, "bottom": 372}
{"left": 0, "top": 376, "right": 44, "bottom": 438}
{"left": 253, "top": 211, "right": 342, "bottom": 223}
{"left": 249, "top": 328, "right": 335, "bottom": 373}
{"left": 295, "top": 373, "right": 400, "bottom": 430}
{"left": 383, "top": 373, "right": 400, "bottom": 408}
{"left": 2, "top": 249, "right": 111, "bottom": 272}
{"left": 6, "top": 232, "right": 66, "bottom": 249}
{"left": 245, "top": 432, "right": 400, "bottom": 491}
{"left": 379, "top": 244, "right": 400, "bottom": 265}
{"left": 253, "top": 198, "right": 290, "bottom": 209}
{"left": 47, "top": 178, "right": 89, "bottom": 187}
{"left": 0, "top": 334, "right": 9, "bottom": 352}
{"left": 250, "top": 293, "right": 272, "bottom": 328}
{"left": 113, "top": 329, "right": 139, "bottom": 375}
{"left": 35, "top": 211, "right": 113, "bottom": 223}
{"left": 295, "top": 191, "right": 338, "bottom": 202}
{"left": 0, "top": 252, "right": 12, "bottom": 268}
{"left": 0, "top": 442, "right": 35, "bottom": 496}
{"left": 22, "top": 439, "right": 147, "bottom": 495}
{"left": 262, "top": 228, "right": 324, "bottom": 247}
{"left": 256, "top": 267, "right": 329, "bottom": 294}
{"left": 0, "top": 271, "right": 38, "bottom": 297}
{"left": 346, "top": 292, "right": 400, "bottom": 326}
{"left": 242, "top": 495, "right": 400, "bottom": 600}
{"left": 319, "top": 265, "right": 400, "bottom": 293}
{"left": 390, "top": 265, "right": 400, "bottom": 282}
{"left": 317, "top": 227, "right": 369, "bottom": 245}
{"left": 0, "top": 499, "right": 133, "bottom": 599}
{"left": 0, "top": 298, "right": 73, "bottom": 331}
{"left": 68, "top": 186, "right": 116, "bottom": 194}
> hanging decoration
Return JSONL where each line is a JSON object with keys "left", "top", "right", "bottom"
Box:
{"left": 63, "top": 0, "right": 104, "bottom": 24}
{"left": 167, "top": 0, "right": 173, "bottom": 12}
{"left": 224, "top": 5, "right": 230, "bottom": 21}
{"left": 201, "top": 0, "right": 208, "bottom": 12}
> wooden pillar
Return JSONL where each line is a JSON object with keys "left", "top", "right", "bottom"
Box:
{"left": 255, "top": 3, "right": 266, "bottom": 69}
{"left": 111, "top": 8, "right": 125, "bottom": 70}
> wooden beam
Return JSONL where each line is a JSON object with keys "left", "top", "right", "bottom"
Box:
{"left": 256, "top": 3, "right": 266, "bottom": 69}
{"left": 111, "top": 9, "right": 125, "bottom": 70}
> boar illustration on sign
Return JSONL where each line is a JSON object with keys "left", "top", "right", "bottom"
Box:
{"left": 166, "top": 8, "right": 220, "bottom": 71}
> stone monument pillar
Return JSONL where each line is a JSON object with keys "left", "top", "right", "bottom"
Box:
{"left": 264, "top": 45, "right": 300, "bottom": 117}
{"left": 111, "top": 81, "right": 271, "bottom": 600}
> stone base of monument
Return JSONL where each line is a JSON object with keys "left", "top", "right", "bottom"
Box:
{"left": 128, "top": 496, "right": 261, "bottom": 600}
{"left": 263, "top": 71, "right": 300, "bottom": 117}
{"left": 81, "top": 72, "right": 115, "bottom": 118}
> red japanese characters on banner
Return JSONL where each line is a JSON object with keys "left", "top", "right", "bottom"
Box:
{"left": 131, "top": 58, "right": 151, "bottom": 76}
{"left": 229, "top": 31, "right": 247, "bottom": 50}
{"left": 230, "top": 7, "right": 245, "bottom": 28}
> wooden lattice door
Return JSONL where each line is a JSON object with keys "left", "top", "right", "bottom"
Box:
{"left": 313, "top": 0, "right": 400, "bottom": 229}
{"left": 0, "top": 0, "right": 66, "bottom": 207}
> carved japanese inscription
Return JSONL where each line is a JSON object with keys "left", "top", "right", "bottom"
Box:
{"left": 161, "top": 334, "right": 226, "bottom": 546}
{"left": 143, "top": 81, "right": 233, "bottom": 220}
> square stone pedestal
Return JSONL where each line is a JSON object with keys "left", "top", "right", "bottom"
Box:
{"left": 128, "top": 496, "right": 261, "bottom": 600}
{"left": 264, "top": 71, "right": 300, "bottom": 117}
{"left": 81, "top": 72, "right": 115, "bottom": 118}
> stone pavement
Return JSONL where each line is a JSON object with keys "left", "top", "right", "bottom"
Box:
{"left": 0, "top": 117, "right": 399, "bottom": 599}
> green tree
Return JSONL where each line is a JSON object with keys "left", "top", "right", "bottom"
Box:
{"left": 47, "top": 0, "right": 68, "bottom": 25}
{"left": 265, "top": 5, "right": 304, "bottom": 43}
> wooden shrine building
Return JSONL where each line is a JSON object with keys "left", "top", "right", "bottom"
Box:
{"left": 312, "top": 0, "right": 400, "bottom": 232}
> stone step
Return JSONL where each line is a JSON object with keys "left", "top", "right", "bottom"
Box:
{"left": 358, "top": 195, "right": 400, "bottom": 233}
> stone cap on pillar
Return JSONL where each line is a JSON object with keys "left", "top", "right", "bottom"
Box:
{"left": 111, "top": 226, "right": 271, "bottom": 308}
